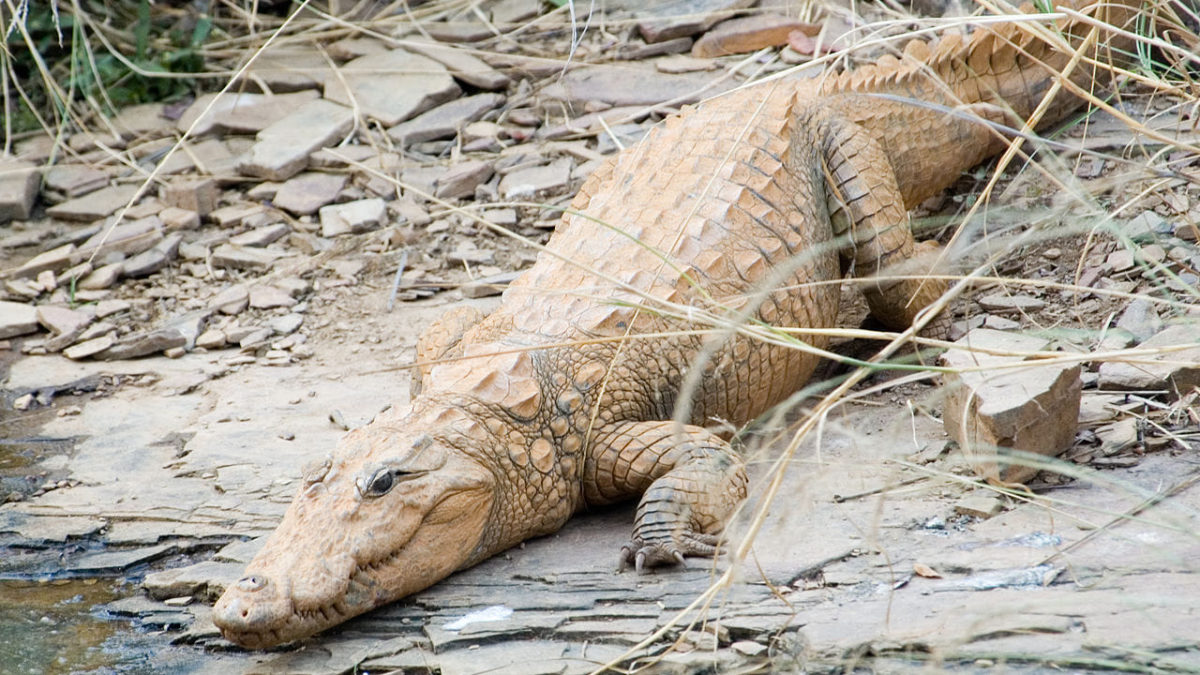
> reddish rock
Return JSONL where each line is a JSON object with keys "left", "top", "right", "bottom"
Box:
{"left": 692, "top": 14, "right": 819, "bottom": 57}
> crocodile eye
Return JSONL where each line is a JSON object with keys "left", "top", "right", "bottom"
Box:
{"left": 363, "top": 469, "right": 394, "bottom": 497}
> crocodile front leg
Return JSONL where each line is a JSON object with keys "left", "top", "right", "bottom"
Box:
{"left": 584, "top": 420, "right": 748, "bottom": 572}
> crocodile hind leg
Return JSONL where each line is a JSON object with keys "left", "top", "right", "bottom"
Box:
{"left": 410, "top": 305, "right": 487, "bottom": 398}
{"left": 822, "top": 116, "right": 951, "bottom": 337}
{"left": 583, "top": 420, "right": 748, "bottom": 572}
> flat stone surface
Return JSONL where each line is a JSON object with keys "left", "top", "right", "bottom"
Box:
{"left": 79, "top": 262, "right": 124, "bottom": 290}
{"left": 0, "top": 300, "right": 39, "bottom": 339}
{"left": 235, "top": 49, "right": 333, "bottom": 93}
{"left": 320, "top": 198, "right": 386, "bottom": 237}
{"left": 435, "top": 159, "right": 494, "bottom": 199}
{"left": 273, "top": 172, "right": 348, "bottom": 215}
{"left": 1098, "top": 323, "right": 1200, "bottom": 397}
{"left": 405, "top": 40, "right": 511, "bottom": 90}
{"left": 210, "top": 244, "right": 284, "bottom": 271}
{"left": 977, "top": 293, "right": 1047, "bottom": 313}
{"left": 692, "top": 13, "right": 818, "bottom": 57}
{"left": 36, "top": 305, "right": 92, "bottom": 336}
{"left": 123, "top": 232, "right": 183, "bottom": 277}
{"left": 46, "top": 184, "right": 139, "bottom": 222}
{"left": 43, "top": 164, "right": 108, "bottom": 199}
{"left": 499, "top": 160, "right": 571, "bottom": 199}
{"left": 631, "top": 0, "right": 757, "bottom": 42}
{"left": 323, "top": 50, "right": 460, "bottom": 127}
{"left": 248, "top": 285, "right": 297, "bottom": 309}
{"left": 211, "top": 91, "right": 321, "bottom": 134}
{"left": 15, "top": 243, "right": 75, "bottom": 278}
{"left": 238, "top": 99, "right": 355, "bottom": 181}
{"left": 229, "top": 223, "right": 290, "bottom": 247}
{"left": 63, "top": 334, "right": 115, "bottom": 359}
{"left": 542, "top": 64, "right": 726, "bottom": 108}
{"left": 387, "top": 93, "right": 506, "bottom": 145}
{"left": 76, "top": 216, "right": 164, "bottom": 261}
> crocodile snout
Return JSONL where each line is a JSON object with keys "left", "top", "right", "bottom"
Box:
{"left": 212, "top": 573, "right": 293, "bottom": 647}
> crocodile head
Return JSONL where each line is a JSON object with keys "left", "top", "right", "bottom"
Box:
{"left": 211, "top": 418, "right": 495, "bottom": 648}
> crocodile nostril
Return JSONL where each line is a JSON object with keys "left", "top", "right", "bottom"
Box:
{"left": 236, "top": 575, "right": 267, "bottom": 592}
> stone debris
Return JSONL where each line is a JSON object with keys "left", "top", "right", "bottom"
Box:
{"left": 692, "top": 14, "right": 819, "bottom": 57}
{"left": 436, "top": 160, "right": 495, "bottom": 200}
{"left": 161, "top": 177, "right": 220, "bottom": 216}
{"left": 941, "top": 329, "right": 1082, "bottom": 483}
{"left": 977, "top": 293, "right": 1047, "bottom": 313}
{"left": 499, "top": 160, "right": 572, "bottom": 199}
{"left": 320, "top": 198, "right": 386, "bottom": 237}
{"left": 323, "top": 50, "right": 460, "bottom": 127}
{"left": 45, "top": 184, "right": 139, "bottom": 222}
{"left": 42, "top": 164, "right": 107, "bottom": 200}
{"left": 1098, "top": 323, "right": 1200, "bottom": 398}
{"left": 0, "top": 300, "right": 39, "bottom": 338}
{"left": 405, "top": 40, "right": 511, "bottom": 91}
{"left": 238, "top": 99, "right": 355, "bottom": 180}
{"left": 272, "top": 172, "right": 348, "bottom": 215}
{"left": 0, "top": 158, "right": 42, "bottom": 222}
{"left": 387, "top": 93, "right": 506, "bottom": 145}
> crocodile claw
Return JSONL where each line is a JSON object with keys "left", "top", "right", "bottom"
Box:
{"left": 619, "top": 532, "right": 719, "bottom": 573}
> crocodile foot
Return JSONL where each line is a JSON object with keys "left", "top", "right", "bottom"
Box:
{"left": 619, "top": 531, "right": 721, "bottom": 574}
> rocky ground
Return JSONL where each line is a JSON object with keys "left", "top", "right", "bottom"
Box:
{"left": 1, "top": 0, "right": 1200, "bottom": 673}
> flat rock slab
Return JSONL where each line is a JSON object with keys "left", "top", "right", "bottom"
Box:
{"left": 1098, "top": 322, "right": 1200, "bottom": 398}
{"left": 499, "top": 160, "right": 571, "bottom": 199}
{"left": 624, "top": 0, "right": 757, "bottom": 42}
{"left": 543, "top": 64, "right": 728, "bottom": 108}
{"left": 42, "top": 164, "right": 108, "bottom": 199}
{"left": 235, "top": 49, "right": 333, "bottom": 93}
{"left": 320, "top": 198, "right": 386, "bottom": 237}
{"left": 387, "top": 93, "right": 506, "bottom": 145}
{"left": 323, "top": 50, "right": 460, "bottom": 127}
{"left": 0, "top": 300, "right": 40, "bottom": 338}
{"left": 272, "top": 172, "right": 348, "bottom": 215}
{"left": 238, "top": 99, "right": 355, "bottom": 181}
{"left": 941, "top": 328, "right": 1082, "bottom": 483}
{"left": 405, "top": 40, "right": 511, "bottom": 90}
{"left": 692, "top": 13, "right": 818, "bottom": 57}
{"left": 46, "top": 184, "right": 139, "bottom": 222}
{"left": 178, "top": 91, "right": 321, "bottom": 136}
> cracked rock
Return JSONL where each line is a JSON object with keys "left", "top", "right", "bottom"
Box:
{"left": 320, "top": 198, "right": 386, "bottom": 237}
{"left": 323, "top": 50, "right": 460, "bottom": 127}
{"left": 0, "top": 301, "right": 39, "bottom": 339}
{"left": 238, "top": 99, "right": 355, "bottom": 181}
{"left": 1098, "top": 323, "right": 1200, "bottom": 398}
{"left": 941, "top": 329, "right": 1082, "bottom": 483}
{"left": 0, "top": 158, "right": 40, "bottom": 222}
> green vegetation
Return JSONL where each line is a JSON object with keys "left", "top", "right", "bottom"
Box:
{"left": 2, "top": 0, "right": 213, "bottom": 134}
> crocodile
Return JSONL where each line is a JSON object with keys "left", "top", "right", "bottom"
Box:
{"left": 213, "top": 0, "right": 1140, "bottom": 648}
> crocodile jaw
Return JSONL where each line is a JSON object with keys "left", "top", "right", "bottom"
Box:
{"left": 212, "top": 426, "right": 495, "bottom": 648}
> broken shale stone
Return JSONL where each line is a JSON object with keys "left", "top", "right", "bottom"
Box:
{"left": 123, "top": 232, "right": 183, "bottom": 278}
{"left": 405, "top": 40, "right": 511, "bottom": 90}
{"left": 0, "top": 158, "right": 40, "bottom": 222}
{"left": 0, "top": 301, "right": 39, "bottom": 339}
{"left": 692, "top": 13, "right": 819, "bottom": 57}
{"left": 1097, "top": 323, "right": 1200, "bottom": 398}
{"left": 46, "top": 184, "right": 139, "bottom": 222}
{"left": 436, "top": 160, "right": 494, "bottom": 200}
{"left": 320, "top": 198, "right": 386, "bottom": 237}
{"left": 941, "top": 329, "right": 1081, "bottom": 483}
{"left": 323, "top": 50, "right": 460, "bottom": 127}
{"left": 161, "top": 177, "right": 220, "bottom": 216}
{"left": 238, "top": 99, "right": 355, "bottom": 181}
{"left": 272, "top": 172, "right": 348, "bottom": 215}
{"left": 387, "top": 93, "right": 506, "bottom": 145}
